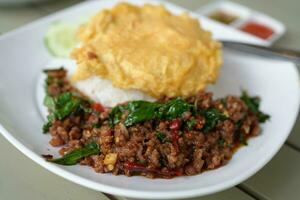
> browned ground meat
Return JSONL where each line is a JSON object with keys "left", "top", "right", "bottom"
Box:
{"left": 43, "top": 68, "right": 267, "bottom": 179}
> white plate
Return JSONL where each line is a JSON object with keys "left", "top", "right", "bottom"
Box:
{"left": 0, "top": 0, "right": 299, "bottom": 199}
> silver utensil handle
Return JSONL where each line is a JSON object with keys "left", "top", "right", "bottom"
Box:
{"left": 222, "top": 41, "right": 300, "bottom": 65}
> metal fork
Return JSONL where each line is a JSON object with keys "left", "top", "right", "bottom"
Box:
{"left": 221, "top": 40, "right": 300, "bottom": 65}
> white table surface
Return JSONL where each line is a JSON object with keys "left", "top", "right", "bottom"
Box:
{"left": 0, "top": 0, "right": 299, "bottom": 200}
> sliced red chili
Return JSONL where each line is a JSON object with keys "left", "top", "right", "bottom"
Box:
{"left": 124, "top": 162, "right": 146, "bottom": 171}
{"left": 106, "top": 129, "right": 113, "bottom": 136}
{"left": 174, "top": 170, "right": 183, "bottom": 176}
{"left": 91, "top": 103, "right": 105, "bottom": 113}
{"left": 164, "top": 169, "right": 183, "bottom": 177}
{"left": 170, "top": 119, "right": 181, "bottom": 130}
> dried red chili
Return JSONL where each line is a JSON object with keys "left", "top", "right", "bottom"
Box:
{"left": 170, "top": 119, "right": 181, "bottom": 130}
{"left": 91, "top": 103, "right": 105, "bottom": 113}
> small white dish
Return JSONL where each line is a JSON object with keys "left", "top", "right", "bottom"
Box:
{"left": 198, "top": 0, "right": 252, "bottom": 27}
{"left": 0, "top": 0, "right": 299, "bottom": 199}
{"left": 197, "top": 1, "right": 286, "bottom": 45}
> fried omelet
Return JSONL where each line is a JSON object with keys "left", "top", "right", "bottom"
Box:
{"left": 72, "top": 3, "right": 222, "bottom": 98}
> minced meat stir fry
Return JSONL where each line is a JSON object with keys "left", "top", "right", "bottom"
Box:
{"left": 42, "top": 68, "right": 269, "bottom": 178}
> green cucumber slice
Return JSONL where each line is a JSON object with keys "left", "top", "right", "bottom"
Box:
{"left": 44, "top": 22, "right": 79, "bottom": 58}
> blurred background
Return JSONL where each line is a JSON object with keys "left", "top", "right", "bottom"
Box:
{"left": 0, "top": 0, "right": 299, "bottom": 50}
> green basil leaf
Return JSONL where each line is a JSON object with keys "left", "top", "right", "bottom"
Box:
{"left": 56, "top": 92, "right": 73, "bottom": 107}
{"left": 235, "top": 132, "right": 248, "bottom": 146}
{"left": 43, "top": 92, "right": 83, "bottom": 133}
{"left": 50, "top": 142, "right": 100, "bottom": 165}
{"left": 186, "top": 119, "right": 197, "bottom": 130}
{"left": 157, "top": 98, "right": 193, "bottom": 120}
{"left": 55, "top": 98, "right": 81, "bottom": 120}
{"left": 124, "top": 101, "right": 159, "bottom": 126}
{"left": 109, "top": 104, "right": 129, "bottom": 126}
{"left": 156, "top": 131, "right": 166, "bottom": 142}
{"left": 110, "top": 99, "right": 193, "bottom": 127}
{"left": 42, "top": 121, "right": 52, "bottom": 133}
{"left": 240, "top": 91, "right": 270, "bottom": 122}
{"left": 42, "top": 113, "right": 55, "bottom": 133}
{"left": 200, "top": 108, "right": 228, "bottom": 133}
{"left": 218, "top": 138, "right": 226, "bottom": 148}
{"left": 43, "top": 95, "right": 56, "bottom": 111}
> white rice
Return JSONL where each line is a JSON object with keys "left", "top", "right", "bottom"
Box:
{"left": 74, "top": 76, "right": 156, "bottom": 107}
{"left": 46, "top": 58, "right": 154, "bottom": 107}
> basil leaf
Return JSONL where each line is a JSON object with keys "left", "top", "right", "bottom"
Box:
{"left": 157, "top": 98, "right": 193, "bottom": 120}
{"left": 124, "top": 98, "right": 193, "bottom": 127}
{"left": 43, "top": 113, "right": 55, "bottom": 133}
{"left": 43, "top": 67, "right": 64, "bottom": 74}
{"left": 110, "top": 98, "right": 194, "bottom": 127}
{"left": 124, "top": 101, "right": 160, "bottom": 126}
{"left": 236, "top": 116, "right": 246, "bottom": 129}
{"left": 109, "top": 104, "right": 129, "bottom": 126}
{"left": 43, "top": 95, "right": 56, "bottom": 111}
{"left": 55, "top": 98, "right": 81, "bottom": 120}
{"left": 240, "top": 91, "right": 270, "bottom": 122}
{"left": 43, "top": 92, "right": 82, "bottom": 133}
{"left": 200, "top": 108, "right": 228, "bottom": 133}
{"left": 186, "top": 119, "right": 197, "bottom": 130}
{"left": 218, "top": 138, "right": 226, "bottom": 148}
{"left": 235, "top": 131, "right": 248, "bottom": 146}
{"left": 49, "top": 142, "right": 100, "bottom": 165}
{"left": 42, "top": 121, "right": 52, "bottom": 133}
{"left": 239, "top": 133, "right": 248, "bottom": 145}
{"left": 56, "top": 92, "right": 72, "bottom": 107}
{"left": 156, "top": 131, "right": 166, "bottom": 142}
{"left": 127, "top": 101, "right": 154, "bottom": 111}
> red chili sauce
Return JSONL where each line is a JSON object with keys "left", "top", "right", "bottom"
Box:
{"left": 240, "top": 22, "right": 274, "bottom": 40}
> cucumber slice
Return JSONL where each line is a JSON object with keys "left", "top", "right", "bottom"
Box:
{"left": 45, "top": 22, "right": 79, "bottom": 58}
